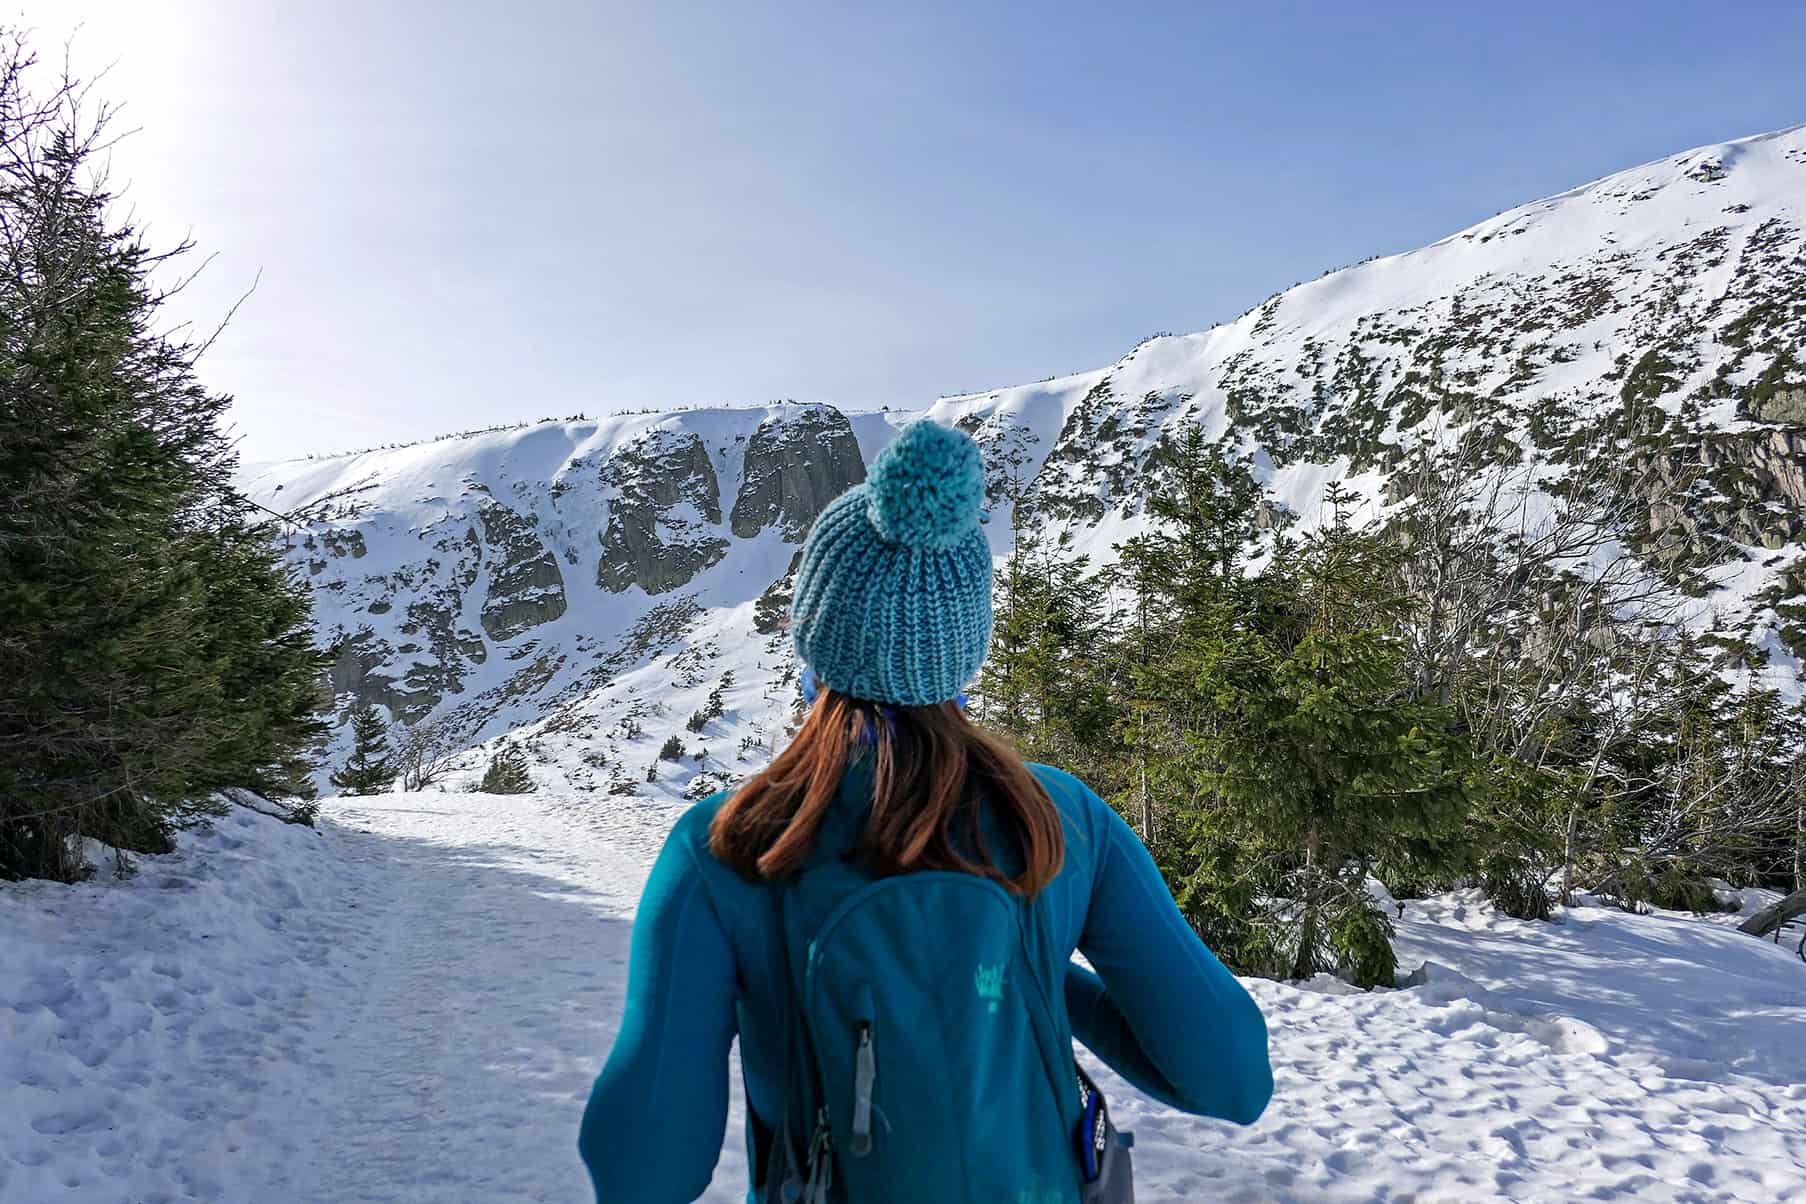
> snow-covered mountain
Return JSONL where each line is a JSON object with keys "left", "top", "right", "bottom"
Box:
{"left": 241, "top": 125, "right": 1806, "bottom": 794}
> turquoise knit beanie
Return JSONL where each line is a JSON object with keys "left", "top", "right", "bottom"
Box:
{"left": 790, "top": 419, "right": 993, "bottom": 706}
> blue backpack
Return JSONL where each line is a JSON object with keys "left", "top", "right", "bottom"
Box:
{"left": 762, "top": 853, "right": 1132, "bottom": 1204}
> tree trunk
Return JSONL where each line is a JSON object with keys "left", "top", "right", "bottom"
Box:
{"left": 1560, "top": 805, "right": 1578, "bottom": 906}
{"left": 1291, "top": 825, "right": 1321, "bottom": 981}
{"left": 1562, "top": 745, "right": 1612, "bottom": 907}
{"left": 1795, "top": 799, "right": 1804, "bottom": 895}
{"left": 1137, "top": 765, "right": 1153, "bottom": 845}
{"left": 1738, "top": 889, "right": 1806, "bottom": 938}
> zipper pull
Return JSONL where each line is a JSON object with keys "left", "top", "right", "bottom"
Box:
{"left": 804, "top": 1108, "right": 834, "bottom": 1203}
{"left": 850, "top": 1022, "right": 875, "bottom": 1157}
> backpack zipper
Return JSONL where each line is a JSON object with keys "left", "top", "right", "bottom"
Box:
{"left": 803, "top": 1107, "right": 834, "bottom": 1204}
{"left": 849, "top": 1021, "right": 875, "bottom": 1157}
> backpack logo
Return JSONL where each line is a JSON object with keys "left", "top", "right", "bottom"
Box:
{"left": 975, "top": 963, "right": 1005, "bottom": 1013}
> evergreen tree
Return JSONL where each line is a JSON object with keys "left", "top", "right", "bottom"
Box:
{"left": 1189, "top": 509, "right": 1470, "bottom": 985}
{"left": 1785, "top": 697, "right": 1806, "bottom": 895}
{"left": 1109, "top": 444, "right": 1467, "bottom": 986}
{"left": 974, "top": 419, "right": 1805, "bottom": 983}
{"left": 479, "top": 743, "right": 533, "bottom": 795}
{"left": 687, "top": 676, "right": 730, "bottom": 733}
{"left": 0, "top": 38, "right": 327, "bottom": 880}
{"left": 977, "top": 509, "right": 1113, "bottom": 773}
{"left": 330, "top": 705, "right": 395, "bottom": 796}
{"left": 1107, "top": 428, "right": 1278, "bottom": 854}
{"left": 966, "top": 398, "right": 1806, "bottom": 983}
{"left": 1588, "top": 666, "right": 1806, "bottom": 910}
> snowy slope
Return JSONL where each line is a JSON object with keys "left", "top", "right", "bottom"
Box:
{"left": 5, "top": 792, "right": 1803, "bottom": 1202}
{"left": 240, "top": 404, "right": 904, "bottom": 797}
{"left": 0, "top": 806, "right": 359, "bottom": 1201}
{"left": 242, "top": 126, "right": 1806, "bottom": 789}
{"left": 924, "top": 127, "right": 1806, "bottom": 590}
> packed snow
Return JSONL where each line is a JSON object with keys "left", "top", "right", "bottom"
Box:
{"left": 5, "top": 790, "right": 1803, "bottom": 1202}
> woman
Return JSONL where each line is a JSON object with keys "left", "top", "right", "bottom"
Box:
{"left": 580, "top": 420, "right": 1272, "bottom": 1204}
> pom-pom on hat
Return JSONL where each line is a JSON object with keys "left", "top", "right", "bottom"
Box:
{"left": 790, "top": 420, "right": 993, "bottom": 706}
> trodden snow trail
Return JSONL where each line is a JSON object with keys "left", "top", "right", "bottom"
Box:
{"left": 283, "top": 787, "right": 1806, "bottom": 1204}
{"left": 11, "top": 788, "right": 1802, "bottom": 1201}
{"left": 290, "top": 789, "right": 751, "bottom": 1203}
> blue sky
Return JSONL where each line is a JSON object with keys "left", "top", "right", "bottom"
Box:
{"left": 22, "top": 0, "right": 1806, "bottom": 460}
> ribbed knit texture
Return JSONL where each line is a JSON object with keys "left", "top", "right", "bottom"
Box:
{"left": 790, "top": 420, "right": 993, "bottom": 706}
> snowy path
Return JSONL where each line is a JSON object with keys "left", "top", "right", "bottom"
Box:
{"left": 6, "top": 789, "right": 1806, "bottom": 1203}
{"left": 290, "top": 792, "right": 750, "bottom": 1202}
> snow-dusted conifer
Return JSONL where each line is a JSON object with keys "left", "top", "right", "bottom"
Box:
{"left": 331, "top": 705, "right": 396, "bottom": 796}
{"left": 479, "top": 743, "right": 532, "bottom": 794}
{"left": 0, "top": 33, "right": 326, "bottom": 881}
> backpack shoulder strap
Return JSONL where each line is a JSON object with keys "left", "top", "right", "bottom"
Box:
{"left": 763, "top": 879, "right": 828, "bottom": 1204}
{"left": 763, "top": 882, "right": 803, "bottom": 1202}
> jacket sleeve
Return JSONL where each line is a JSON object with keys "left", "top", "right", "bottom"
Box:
{"left": 580, "top": 823, "right": 739, "bottom": 1203}
{"left": 1066, "top": 800, "right": 1272, "bottom": 1125}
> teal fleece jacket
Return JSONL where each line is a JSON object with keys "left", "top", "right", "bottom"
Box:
{"left": 579, "top": 763, "right": 1273, "bottom": 1203}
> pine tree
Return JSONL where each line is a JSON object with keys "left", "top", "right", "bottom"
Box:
{"left": 1788, "top": 697, "right": 1806, "bottom": 895}
{"left": 687, "top": 673, "right": 733, "bottom": 733}
{"left": 1200, "top": 496, "right": 1469, "bottom": 984}
{"left": 977, "top": 507, "right": 1113, "bottom": 774}
{"left": 0, "top": 38, "right": 327, "bottom": 880}
{"left": 330, "top": 704, "right": 396, "bottom": 796}
{"left": 1105, "top": 447, "right": 1470, "bottom": 986}
{"left": 1106, "top": 428, "right": 1278, "bottom": 854}
{"left": 479, "top": 743, "right": 532, "bottom": 794}
{"left": 1588, "top": 666, "right": 1806, "bottom": 910}
{"left": 975, "top": 417, "right": 1804, "bottom": 979}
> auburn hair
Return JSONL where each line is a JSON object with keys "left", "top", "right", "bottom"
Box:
{"left": 709, "top": 689, "right": 1064, "bottom": 896}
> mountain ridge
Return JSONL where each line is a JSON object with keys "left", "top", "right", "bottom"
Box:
{"left": 243, "top": 124, "right": 1806, "bottom": 793}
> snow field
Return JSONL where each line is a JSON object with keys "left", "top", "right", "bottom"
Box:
{"left": 1111, "top": 896, "right": 1806, "bottom": 1201}
{"left": 3, "top": 791, "right": 1804, "bottom": 1202}
{"left": 0, "top": 807, "right": 362, "bottom": 1202}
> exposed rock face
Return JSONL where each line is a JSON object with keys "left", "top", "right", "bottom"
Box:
{"left": 1752, "top": 384, "right": 1806, "bottom": 425}
{"left": 597, "top": 428, "right": 730, "bottom": 594}
{"left": 327, "top": 615, "right": 487, "bottom": 724}
{"left": 1754, "top": 429, "right": 1806, "bottom": 508}
{"left": 309, "top": 510, "right": 493, "bottom": 724}
{"left": 476, "top": 498, "right": 567, "bottom": 640}
{"left": 1637, "top": 425, "right": 1806, "bottom": 556}
{"left": 304, "top": 527, "right": 367, "bottom": 576}
{"left": 1029, "top": 375, "right": 1189, "bottom": 521}
{"left": 327, "top": 629, "right": 404, "bottom": 714}
{"left": 730, "top": 405, "right": 867, "bottom": 539}
{"left": 753, "top": 548, "right": 806, "bottom": 635}
{"left": 953, "top": 409, "right": 1046, "bottom": 508}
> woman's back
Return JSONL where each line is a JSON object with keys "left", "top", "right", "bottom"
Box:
{"left": 581, "top": 758, "right": 1272, "bottom": 1203}
{"left": 579, "top": 420, "right": 1271, "bottom": 1203}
